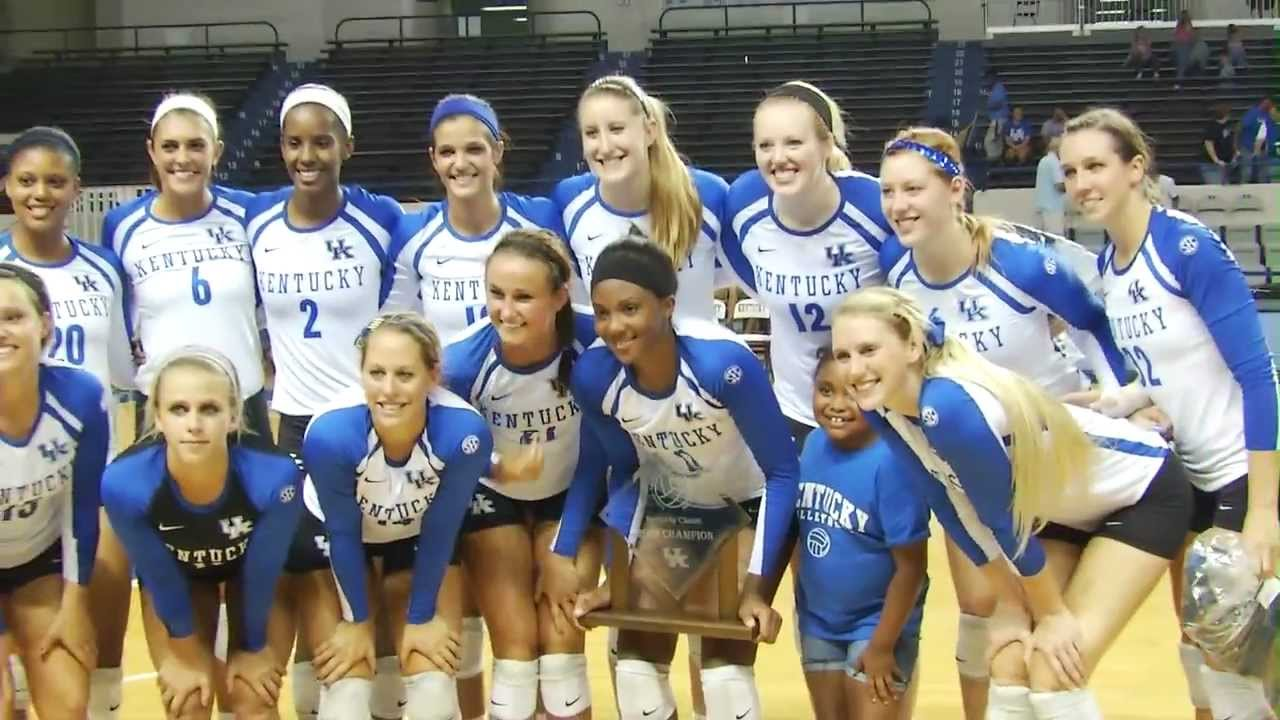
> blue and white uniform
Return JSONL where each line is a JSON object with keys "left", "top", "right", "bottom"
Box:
{"left": 794, "top": 432, "right": 929, "bottom": 643}
{"left": 552, "top": 170, "right": 728, "bottom": 322}
{"left": 101, "top": 439, "right": 302, "bottom": 651}
{"left": 301, "top": 388, "right": 492, "bottom": 623}
{"left": 443, "top": 310, "right": 596, "bottom": 503}
{"left": 721, "top": 170, "right": 892, "bottom": 425}
{"left": 248, "top": 186, "right": 407, "bottom": 418}
{"left": 882, "top": 227, "right": 1128, "bottom": 397}
{"left": 0, "top": 234, "right": 134, "bottom": 394}
{"left": 391, "top": 193, "right": 560, "bottom": 342}
{"left": 102, "top": 187, "right": 262, "bottom": 398}
{"left": 0, "top": 364, "right": 106, "bottom": 590}
{"left": 866, "top": 376, "right": 1173, "bottom": 576}
{"left": 1098, "top": 207, "right": 1280, "bottom": 496}
{"left": 552, "top": 320, "right": 799, "bottom": 579}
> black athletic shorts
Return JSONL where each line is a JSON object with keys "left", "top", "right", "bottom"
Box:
{"left": 0, "top": 540, "right": 62, "bottom": 594}
{"left": 1190, "top": 474, "right": 1257, "bottom": 533}
{"left": 462, "top": 485, "right": 570, "bottom": 533}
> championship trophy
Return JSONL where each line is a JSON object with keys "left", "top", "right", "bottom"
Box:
{"left": 580, "top": 463, "right": 756, "bottom": 640}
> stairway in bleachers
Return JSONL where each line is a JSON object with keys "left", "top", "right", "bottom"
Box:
{"left": 242, "top": 36, "right": 604, "bottom": 201}
{"left": 985, "top": 34, "right": 1277, "bottom": 188}
{"left": 642, "top": 29, "right": 937, "bottom": 181}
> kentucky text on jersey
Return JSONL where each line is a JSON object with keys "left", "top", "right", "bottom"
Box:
{"left": 796, "top": 482, "right": 870, "bottom": 533}
{"left": 129, "top": 242, "right": 251, "bottom": 280}
{"left": 257, "top": 264, "right": 369, "bottom": 294}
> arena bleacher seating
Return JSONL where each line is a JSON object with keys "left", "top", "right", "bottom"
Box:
{"left": 242, "top": 34, "right": 604, "bottom": 200}
{"left": 985, "top": 33, "right": 1278, "bottom": 188}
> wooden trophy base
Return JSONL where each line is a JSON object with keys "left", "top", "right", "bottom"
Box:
{"left": 580, "top": 532, "right": 757, "bottom": 642}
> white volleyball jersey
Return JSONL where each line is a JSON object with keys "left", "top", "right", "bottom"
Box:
{"left": 0, "top": 235, "right": 134, "bottom": 393}
{"left": 722, "top": 170, "right": 891, "bottom": 425}
{"left": 1099, "top": 206, "right": 1279, "bottom": 491}
{"left": 553, "top": 169, "right": 728, "bottom": 322}
{"left": 884, "top": 228, "right": 1127, "bottom": 397}
{"left": 103, "top": 187, "right": 263, "bottom": 397}
{"left": 443, "top": 311, "right": 596, "bottom": 500}
{"left": 391, "top": 192, "right": 560, "bottom": 343}
{"left": 248, "top": 186, "right": 404, "bottom": 416}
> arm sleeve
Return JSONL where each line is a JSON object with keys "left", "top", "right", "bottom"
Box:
{"left": 551, "top": 408, "right": 615, "bottom": 558}
{"left": 102, "top": 474, "right": 196, "bottom": 639}
{"left": 67, "top": 385, "right": 108, "bottom": 585}
{"left": 1171, "top": 228, "right": 1280, "bottom": 451}
{"left": 238, "top": 471, "right": 304, "bottom": 651}
{"left": 714, "top": 348, "right": 799, "bottom": 578}
{"left": 1002, "top": 243, "right": 1128, "bottom": 387}
{"left": 105, "top": 254, "right": 136, "bottom": 390}
{"left": 302, "top": 418, "right": 372, "bottom": 622}
{"left": 920, "top": 380, "right": 1047, "bottom": 576}
{"left": 406, "top": 424, "right": 490, "bottom": 624}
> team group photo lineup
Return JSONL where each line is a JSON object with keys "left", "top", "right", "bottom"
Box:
{"left": 0, "top": 1, "right": 1278, "bottom": 718}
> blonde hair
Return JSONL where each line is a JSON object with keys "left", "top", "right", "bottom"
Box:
{"left": 147, "top": 92, "right": 221, "bottom": 190}
{"left": 356, "top": 312, "right": 442, "bottom": 371}
{"left": 834, "top": 287, "right": 1094, "bottom": 554}
{"left": 579, "top": 75, "right": 701, "bottom": 267}
{"left": 883, "top": 126, "right": 1009, "bottom": 268}
{"left": 142, "top": 347, "right": 245, "bottom": 441}
{"left": 759, "top": 81, "right": 852, "bottom": 172}
{"left": 1062, "top": 108, "right": 1161, "bottom": 205}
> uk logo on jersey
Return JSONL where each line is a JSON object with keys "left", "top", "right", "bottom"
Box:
{"left": 958, "top": 298, "right": 988, "bottom": 322}
{"left": 826, "top": 243, "right": 856, "bottom": 268}
{"left": 675, "top": 403, "right": 704, "bottom": 422}
{"left": 406, "top": 470, "right": 436, "bottom": 491}
{"left": 326, "top": 238, "right": 354, "bottom": 261}
{"left": 1128, "top": 279, "right": 1149, "bottom": 304}
{"left": 220, "top": 515, "right": 254, "bottom": 540}
{"left": 470, "top": 493, "right": 496, "bottom": 516}
{"left": 73, "top": 274, "right": 100, "bottom": 293}
{"left": 37, "top": 439, "right": 71, "bottom": 463}
{"left": 206, "top": 226, "right": 235, "bottom": 244}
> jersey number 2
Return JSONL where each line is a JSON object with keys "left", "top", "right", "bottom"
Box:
{"left": 47, "top": 324, "right": 86, "bottom": 365}
{"left": 1123, "top": 345, "right": 1163, "bottom": 387}
{"left": 300, "top": 299, "right": 322, "bottom": 339}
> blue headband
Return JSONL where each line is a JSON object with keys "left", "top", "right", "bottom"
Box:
{"left": 886, "top": 139, "right": 963, "bottom": 178}
{"left": 925, "top": 315, "right": 947, "bottom": 347}
{"left": 430, "top": 95, "right": 501, "bottom": 140}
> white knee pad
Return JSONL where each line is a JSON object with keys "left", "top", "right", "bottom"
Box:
{"left": 1202, "top": 668, "right": 1273, "bottom": 720}
{"left": 700, "top": 665, "right": 761, "bottom": 720}
{"left": 615, "top": 659, "right": 676, "bottom": 720}
{"left": 985, "top": 685, "right": 1035, "bottom": 719}
{"left": 490, "top": 659, "right": 538, "bottom": 720}
{"left": 88, "top": 666, "right": 123, "bottom": 719}
{"left": 9, "top": 656, "right": 28, "bottom": 712}
{"left": 1179, "top": 642, "right": 1212, "bottom": 710}
{"left": 956, "top": 612, "right": 991, "bottom": 680}
{"left": 294, "top": 661, "right": 322, "bottom": 719}
{"left": 319, "top": 677, "right": 374, "bottom": 720}
{"left": 539, "top": 653, "right": 591, "bottom": 717}
{"left": 458, "top": 616, "right": 485, "bottom": 680}
{"left": 372, "top": 656, "right": 406, "bottom": 720}
{"left": 1028, "top": 689, "right": 1103, "bottom": 720}
{"left": 404, "top": 671, "right": 460, "bottom": 720}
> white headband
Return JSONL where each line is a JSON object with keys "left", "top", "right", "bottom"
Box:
{"left": 280, "top": 84, "right": 353, "bottom": 136}
{"left": 151, "top": 95, "right": 219, "bottom": 136}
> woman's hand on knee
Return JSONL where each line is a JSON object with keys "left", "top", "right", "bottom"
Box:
{"left": 536, "top": 553, "right": 583, "bottom": 635}
{"left": 399, "top": 616, "right": 459, "bottom": 674}
{"left": 314, "top": 620, "right": 375, "bottom": 685}
{"left": 39, "top": 585, "right": 97, "bottom": 670}
{"left": 226, "top": 647, "right": 285, "bottom": 707}
{"left": 157, "top": 640, "right": 214, "bottom": 718}
{"left": 1028, "top": 610, "right": 1086, "bottom": 689}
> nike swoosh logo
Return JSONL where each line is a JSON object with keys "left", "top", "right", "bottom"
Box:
{"left": 109, "top": 705, "right": 121, "bottom": 712}
{"left": 436, "top": 258, "right": 453, "bottom": 265}
{"left": 261, "top": 246, "right": 282, "bottom": 253}
{"left": 755, "top": 247, "right": 776, "bottom": 253}
{"left": 565, "top": 696, "right": 582, "bottom": 707}
{"left": 643, "top": 709, "right": 658, "bottom": 717}
{"left": 1104, "top": 520, "right": 1123, "bottom": 527}
{"left": 1218, "top": 504, "right": 1234, "bottom": 511}
{"left": 621, "top": 416, "right": 640, "bottom": 424}
{"left": 139, "top": 238, "right": 167, "bottom": 250}
{"left": 398, "top": 700, "right": 408, "bottom": 708}
{"left": 491, "top": 700, "right": 507, "bottom": 707}
{"left": 736, "top": 711, "right": 750, "bottom": 719}
{"left": 158, "top": 523, "right": 184, "bottom": 531}
{"left": 490, "top": 393, "right": 512, "bottom": 402}
{"left": 587, "top": 234, "right": 602, "bottom": 242}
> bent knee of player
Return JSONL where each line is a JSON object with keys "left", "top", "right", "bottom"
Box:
{"left": 989, "top": 642, "right": 1030, "bottom": 687}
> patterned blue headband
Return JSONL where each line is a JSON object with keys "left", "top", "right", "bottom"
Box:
{"left": 430, "top": 95, "right": 501, "bottom": 140}
{"left": 886, "top": 139, "right": 963, "bottom": 178}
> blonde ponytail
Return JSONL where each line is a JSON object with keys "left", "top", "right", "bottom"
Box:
{"left": 835, "top": 287, "right": 1094, "bottom": 555}
{"left": 581, "top": 76, "right": 701, "bottom": 267}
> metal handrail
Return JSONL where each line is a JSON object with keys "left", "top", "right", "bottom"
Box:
{"left": 0, "top": 21, "right": 282, "bottom": 54}
{"left": 657, "top": 0, "right": 934, "bottom": 35}
{"left": 333, "top": 11, "right": 603, "bottom": 47}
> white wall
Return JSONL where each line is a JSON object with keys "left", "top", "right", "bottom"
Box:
{"left": 0, "top": 0, "right": 94, "bottom": 60}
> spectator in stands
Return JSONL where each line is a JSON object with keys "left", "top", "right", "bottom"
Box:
{"left": 1172, "top": 10, "right": 1210, "bottom": 89}
{"left": 1240, "top": 96, "right": 1276, "bottom": 183}
{"left": 984, "top": 71, "right": 1010, "bottom": 133}
{"left": 1217, "top": 48, "right": 1238, "bottom": 89}
{"left": 1035, "top": 136, "right": 1067, "bottom": 235}
{"left": 1123, "top": 26, "right": 1159, "bottom": 79}
{"left": 1003, "top": 106, "right": 1034, "bottom": 164}
{"left": 1201, "top": 103, "right": 1239, "bottom": 185}
{"left": 1041, "top": 107, "right": 1068, "bottom": 145}
{"left": 1225, "top": 24, "right": 1249, "bottom": 71}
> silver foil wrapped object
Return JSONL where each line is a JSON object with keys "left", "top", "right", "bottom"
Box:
{"left": 1181, "top": 528, "right": 1278, "bottom": 679}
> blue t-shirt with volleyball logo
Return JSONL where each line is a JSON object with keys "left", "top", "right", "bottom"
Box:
{"left": 795, "top": 430, "right": 929, "bottom": 642}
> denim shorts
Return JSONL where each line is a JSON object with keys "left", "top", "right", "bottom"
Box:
{"left": 798, "top": 631, "right": 920, "bottom": 690}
